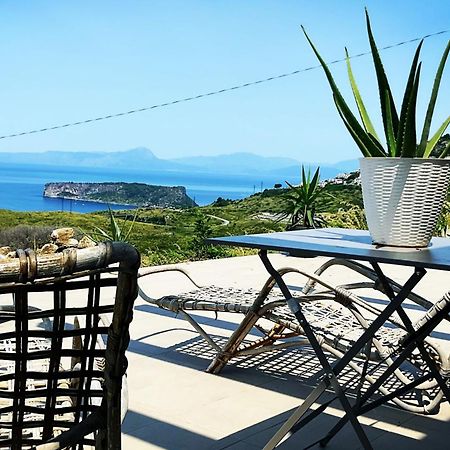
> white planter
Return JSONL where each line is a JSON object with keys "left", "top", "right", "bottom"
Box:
{"left": 360, "top": 158, "right": 450, "bottom": 247}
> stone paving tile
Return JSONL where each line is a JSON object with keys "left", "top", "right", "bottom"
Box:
{"left": 369, "top": 430, "right": 448, "bottom": 450}
{"left": 216, "top": 441, "right": 260, "bottom": 450}
{"left": 123, "top": 414, "right": 214, "bottom": 450}
{"left": 122, "top": 254, "right": 450, "bottom": 449}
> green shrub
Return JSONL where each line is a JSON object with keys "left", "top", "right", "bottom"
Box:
{"left": 0, "top": 225, "right": 55, "bottom": 249}
{"left": 189, "top": 214, "right": 229, "bottom": 260}
{"left": 434, "top": 200, "right": 450, "bottom": 237}
{"left": 212, "top": 197, "right": 234, "bottom": 207}
{"left": 325, "top": 206, "right": 367, "bottom": 230}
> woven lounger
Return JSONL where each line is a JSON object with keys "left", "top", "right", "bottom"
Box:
{"left": 138, "top": 259, "right": 450, "bottom": 414}
{"left": 0, "top": 242, "right": 140, "bottom": 449}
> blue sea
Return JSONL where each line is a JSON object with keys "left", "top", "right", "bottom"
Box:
{"left": 0, "top": 163, "right": 284, "bottom": 213}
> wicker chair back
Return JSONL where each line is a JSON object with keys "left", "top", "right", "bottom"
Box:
{"left": 0, "top": 241, "right": 139, "bottom": 449}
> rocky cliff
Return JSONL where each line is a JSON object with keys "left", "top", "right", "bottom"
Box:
{"left": 43, "top": 182, "right": 197, "bottom": 208}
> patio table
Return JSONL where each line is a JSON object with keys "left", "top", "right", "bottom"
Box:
{"left": 208, "top": 227, "right": 450, "bottom": 450}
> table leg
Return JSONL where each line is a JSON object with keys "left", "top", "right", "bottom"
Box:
{"left": 262, "top": 379, "right": 329, "bottom": 450}
{"left": 259, "top": 251, "right": 373, "bottom": 449}
{"left": 371, "top": 262, "right": 450, "bottom": 403}
{"left": 332, "top": 267, "right": 425, "bottom": 374}
{"left": 320, "top": 263, "right": 449, "bottom": 447}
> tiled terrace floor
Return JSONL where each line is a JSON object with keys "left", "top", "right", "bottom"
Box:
{"left": 123, "top": 254, "right": 450, "bottom": 449}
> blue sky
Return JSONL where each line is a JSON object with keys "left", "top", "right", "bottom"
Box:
{"left": 0, "top": 0, "right": 448, "bottom": 163}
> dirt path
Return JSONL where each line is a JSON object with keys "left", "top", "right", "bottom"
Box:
{"left": 206, "top": 214, "right": 230, "bottom": 226}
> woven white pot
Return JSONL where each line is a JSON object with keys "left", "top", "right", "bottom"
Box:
{"left": 360, "top": 158, "right": 450, "bottom": 247}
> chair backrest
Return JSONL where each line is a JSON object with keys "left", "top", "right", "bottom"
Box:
{"left": 0, "top": 241, "right": 140, "bottom": 449}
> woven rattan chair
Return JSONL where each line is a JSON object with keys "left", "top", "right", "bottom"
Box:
{"left": 0, "top": 241, "right": 139, "bottom": 449}
{"left": 138, "top": 259, "right": 450, "bottom": 415}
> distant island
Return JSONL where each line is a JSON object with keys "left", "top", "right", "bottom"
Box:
{"left": 43, "top": 182, "right": 197, "bottom": 208}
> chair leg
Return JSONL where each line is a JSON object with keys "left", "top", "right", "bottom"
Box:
{"left": 234, "top": 324, "right": 298, "bottom": 353}
{"left": 178, "top": 310, "right": 222, "bottom": 353}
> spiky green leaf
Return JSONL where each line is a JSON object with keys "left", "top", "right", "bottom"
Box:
{"left": 302, "top": 26, "right": 386, "bottom": 157}
{"left": 310, "top": 167, "right": 320, "bottom": 194}
{"left": 308, "top": 168, "right": 320, "bottom": 200}
{"left": 384, "top": 90, "right": 397, "bottom": 156}
{"left": 124, "top": 208, "right": 139, "bottom": 241}
{"left": 424, "top": 115, "right": 450, "bottom": 157}
{"left": 365, "top": 9, "right": 399, "bottom": 142}
{"left": 302, "top": 166, "right": 307, "bottom": 189}
{"left": 345, "top": 48, "right": 379, "bottom": 140}
{"left": 285, "top": 181, "right": 295, "bottom": 189}
{"left": 367, "top": 132, "right": 387, "bottom": 155}
{"left": 439, "top": 139, "right": 450, "bottom": 158}
{"left": 333, "top": 94, "right": 387, "bottom": 156}
{"left": 93, "top": 226, "right": 111, "bottom": 240}
{"left": 401, "top": 63, "right": 421, "bottom": 157}
{"left": 397, "top": 40, "right": 423, "bottom": 155}
{"left": 306, "top": 210, "right": 314, "bottom": 228}
{"left": 107, "top": 207, "right": 122, "bottom": 241}
{"left": 418, "top": 40, "right": 450, "bottom": 156}
{"left": 333, "top": 98, "right": 370, "bottom": 156}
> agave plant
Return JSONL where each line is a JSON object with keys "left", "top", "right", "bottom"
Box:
{"left": 302, "top": 9, "right": 450, "bottom": 158}
{"left": 281, "top": 166, "right": 326, "bottom": 230}
{"left": 92, "top": 207, "right": 139, "bottom": 243}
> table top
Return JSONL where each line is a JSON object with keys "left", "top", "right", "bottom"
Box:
{"left": 207, "top": 228, "right": 450, "bottom": 271}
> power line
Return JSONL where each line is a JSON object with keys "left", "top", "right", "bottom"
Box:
{"left": 0, "top": 29, "right": 448, "bottom": 141}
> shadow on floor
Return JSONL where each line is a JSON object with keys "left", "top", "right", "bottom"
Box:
{"left": 129, "top": 333, "right": 440, "bottom": 411}
{"left": 123, "top": 392, "right": 450, "bottom": 450}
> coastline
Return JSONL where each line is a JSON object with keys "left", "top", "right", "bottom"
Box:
{"left": 43, "top": 181, "right": 197, "bottom": 209}
{"left": 43, "top": 194, "right": 138, "bottom": 209}
{"left": 0, "top": 164, "right": 262, "bottom": 213}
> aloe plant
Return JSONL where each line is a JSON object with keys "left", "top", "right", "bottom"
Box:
{"left": 302, "top": 9, "right": 450, "bottom": 158}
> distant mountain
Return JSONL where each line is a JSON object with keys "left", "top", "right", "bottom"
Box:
{"left": 328, "top": 159, "right": 359, "bottom": 173}
{"left": 172, "top": 152, "right": 359, "bottom": 178}
{"left": 0, "top": 147, "right": 359, "bottom": 180}
{"left": 271, "top": 164, "right": 353, "bottom": 181}
{"left": 0, "top": 147, "right": 186, "bottom": 171}
{"left": 172, "top": 152, "right": 300, "bottom": 174}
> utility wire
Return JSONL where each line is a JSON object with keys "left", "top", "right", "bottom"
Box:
{"left": 0, "top": 29, "right": 448, "bottom": 141}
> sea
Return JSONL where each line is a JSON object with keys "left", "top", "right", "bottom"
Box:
{"left": 0, "top": 163, "right": 285, "bottom": 213}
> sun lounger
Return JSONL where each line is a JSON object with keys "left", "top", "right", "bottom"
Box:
{"left": 138, "top": 258, "right": 450, "bottom": 414}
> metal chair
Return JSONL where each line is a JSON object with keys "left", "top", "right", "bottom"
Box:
{"left": 0, "top": 242, "right": 140, "bottom": 449}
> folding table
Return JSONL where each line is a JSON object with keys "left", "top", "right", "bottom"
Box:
{"left": 208, "top": 228, "right": 450, "bottom": 449}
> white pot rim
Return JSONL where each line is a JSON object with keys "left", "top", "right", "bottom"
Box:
{"left": 359, "top": 157, "right": 450, "bottom": 164}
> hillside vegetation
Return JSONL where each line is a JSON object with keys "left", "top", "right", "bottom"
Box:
{"left": 0, "top": 183, "right": 366, "bottom": 266}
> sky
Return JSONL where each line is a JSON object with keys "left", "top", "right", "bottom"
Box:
{"left": 0, "top": 0, "right": 449, "bottom": 163}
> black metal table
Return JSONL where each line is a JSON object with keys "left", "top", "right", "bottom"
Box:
{"left": 208, "top": 228, "right": 450, "bottom": 449}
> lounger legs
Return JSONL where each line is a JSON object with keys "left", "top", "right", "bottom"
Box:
{"left": 207, "top": 311, "right": 261, "bottom": 374}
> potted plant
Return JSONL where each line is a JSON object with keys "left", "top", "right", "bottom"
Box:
{"left": 302, "top": 10, "right": 450, "bottom": 247}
